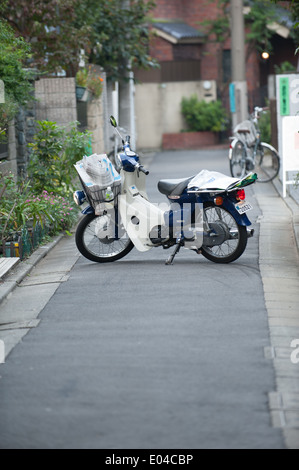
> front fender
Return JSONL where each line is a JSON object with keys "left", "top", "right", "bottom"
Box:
{"left": 81, "top": 205, "right": 95, "bottom": 215}
{"left": 221, "top": 198, "right": 252, "bottom": 226}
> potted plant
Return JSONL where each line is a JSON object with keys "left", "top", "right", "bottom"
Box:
{"left": 75, "top": 68, "right": 90, "bottom": 101}
{"left": 86, "top": 66, "right": 104, "bottom": 99}
{"left": 76, "top": 66, "right": 104, "bottom": 101}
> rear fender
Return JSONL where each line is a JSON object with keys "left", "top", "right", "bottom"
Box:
{"left": 221, "top": 198, "right": 251, "bottom": 226}
{"left": 228, "top": 138, "right": 238, "bottom": 160}
{"left": 260, "top": 141, "right": 280, "bottom": 156}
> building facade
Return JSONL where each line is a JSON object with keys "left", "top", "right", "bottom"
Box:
{"left": 134, "top": 0, "right": 297, "bottom": 149}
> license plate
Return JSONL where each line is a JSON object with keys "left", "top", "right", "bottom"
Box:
{"left": 235, "top": 201, "right": 253, "bottom": 214}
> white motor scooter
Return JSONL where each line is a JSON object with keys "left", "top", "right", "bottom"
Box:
{"left": 73, "top": 116, "right": 256, "bottom": 265}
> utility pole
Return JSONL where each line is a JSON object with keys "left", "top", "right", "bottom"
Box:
{"left": 230, "top": 0, "right": 248, "bottom": 128}
{"left": 118, "top": 0, "right": 136, "bottom": 149}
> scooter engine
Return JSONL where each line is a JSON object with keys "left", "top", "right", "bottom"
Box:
{"left": 202, "top": 221, "right": 230, "bottom": 246}
{"left": 149, "top": 225, "right": 170, "bottom": 245}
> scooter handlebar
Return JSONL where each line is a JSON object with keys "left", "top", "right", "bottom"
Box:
{"left": 138, "top": 164, "right": 149, "bottom": 175}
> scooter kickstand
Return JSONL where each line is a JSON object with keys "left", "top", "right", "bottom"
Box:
{"left": 165, "top": 238, "right": 183, "bottom": 265}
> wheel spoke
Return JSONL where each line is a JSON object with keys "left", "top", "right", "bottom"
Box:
{"left": 76, "top": 212, "right": 133, "bottom": 262}
{"left": 203, "top": 206, "right": 242, "bottom": 260}
{"left": 83, "top": 219, "right": 131, "bottom": 258}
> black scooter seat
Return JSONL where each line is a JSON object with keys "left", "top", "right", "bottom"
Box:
{"left": 158, "top": 176, "right": 194, "bottom": 197}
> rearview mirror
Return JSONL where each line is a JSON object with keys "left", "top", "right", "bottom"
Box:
{"left": 110, "top": 115, "right": 117, "bottom": 128}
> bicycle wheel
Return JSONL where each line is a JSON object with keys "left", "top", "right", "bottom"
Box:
{"left": 254, "top": 143, "right": 280, "bottom": 183}
{"left": 75, "top": 212, "right": 134, "bottom": 263}
{"left": 229, "top": 140, "right": 247, "bottom": 178}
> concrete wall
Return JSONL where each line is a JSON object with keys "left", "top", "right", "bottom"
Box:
{"left": 135, "top": 80, "right": 216, "bottom": 150}
{"left": 35, "top": 77, "right": 107, "bottom": 155}
{"left": 35, "top": 78, "right": 77, "bottom": 126}
{"left": 2, "top": 76, "right": 108, "bottom": 176}
{"left": 86, "top": 97, "right": 105, "bottom": 154}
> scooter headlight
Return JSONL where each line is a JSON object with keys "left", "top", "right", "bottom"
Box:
{"left": 115, "top": 153, "right": 123, "bottom": 172}
{"left": 73, "top": 190, "right": 86, "bottom": 206}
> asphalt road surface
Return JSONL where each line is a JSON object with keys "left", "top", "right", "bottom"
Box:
{"left": 0, "top": 148, "right": 284, "bottom": 449}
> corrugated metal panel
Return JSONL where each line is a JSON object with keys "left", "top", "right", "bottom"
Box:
{"left": 134, "top": 60, "right": 201, "bottom": 83}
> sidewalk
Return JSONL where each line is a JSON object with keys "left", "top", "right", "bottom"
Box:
{"left": 0, "top": 155, "right": 299, "bottom": 448}
{"left": 0, "top": 234, "right": 65, "bottom": 305}
{"left": 253, "top": 177, "right": 299, "bottom": 449}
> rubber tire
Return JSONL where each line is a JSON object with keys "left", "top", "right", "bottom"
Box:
{"left": 201, "top": 204, "right": 248, "bottom": 263}
{"left": 229, "top": 140, "right": 246, "bottom": 178}
{"left": 255, "top": 143, "right": 280, "bottom": 183}
{"left": 75, "top": 212, "right": 134, "bottom": 263}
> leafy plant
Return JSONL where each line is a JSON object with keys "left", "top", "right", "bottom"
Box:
{"left": 181, "top": 96, "right": 229, "bottom": 132}
{"left": 0, "top": 171, "right": 78, "bottom": 246}
{"left": 75, "top": 0, "right": 158, "bottom": 82}
{"left": 0, "top": 19, "right": 33, "bottom": 141}
{"left": 0, "top": 172, "right": 49, "bottom": 243}
{"left": 25, "top": 191, "right": 78, "bottom": 235}
{"left": 27, "top": 120, "right": 92, "bottom": 196}
{"left": 1, "top": 0, "right": 91, "bottom": 77}
{"left": 258, "top": 107, "right": 271, "bottom": 144}
{"left": 76, "top": 65, "right": 104, "bottom": 98}
{"left": 76, "top": 67, "right": 89, "bottom": 87}
{"left": 2, "top": 0, "right": 158, "bottom": 81}
{"left": 86, "top": 67, "right": 104, "bottom": 98}
{"left": 274, "top": 61, "right": 296, "bottom": 74}
{"left": 199, "top": 0, "right": 293, "bottom": 64}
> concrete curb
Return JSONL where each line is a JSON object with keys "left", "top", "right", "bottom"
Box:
{"left": 0, "top": 234, "right": 65, "bottom": 306}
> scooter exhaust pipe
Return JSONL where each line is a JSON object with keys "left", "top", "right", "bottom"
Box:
{"left": 247, "top": 228, "right": 254, "bottom": 238}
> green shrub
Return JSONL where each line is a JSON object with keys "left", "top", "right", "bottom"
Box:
{"left": 1, "top": 120, "right": 91, "bottom": 253}
{"left": 258, "top": 108, "right": 271, "bottom": 144}
{"left": 181, "top": 96, "right": 229, "bottom": 132}
{"left": 27, "top": 120, "right": 92, "bottom": 197}
{"left": 0, "top": 19, "right": 33, "bottom": 142}
{"left": 0, "top": 171, "right": 78, "bottom": 246}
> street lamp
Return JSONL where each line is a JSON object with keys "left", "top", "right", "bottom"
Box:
{"left": 261, "top": 51, "right": 270, "bottom": 60}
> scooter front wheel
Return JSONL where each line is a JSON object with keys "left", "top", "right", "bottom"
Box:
{"left": 201, "top": 204, "right": 248, "bottom": 263}
{"left": 75, "top": 212, "right": 134, "bottom": 263}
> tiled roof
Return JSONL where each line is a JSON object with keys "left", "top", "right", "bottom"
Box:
{"left": 153, "top": 22, "right": 205, "bottom": 43}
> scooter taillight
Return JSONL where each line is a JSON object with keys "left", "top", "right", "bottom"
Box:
{"left": 236, "top": 189, "right": 246, "bottom": 201}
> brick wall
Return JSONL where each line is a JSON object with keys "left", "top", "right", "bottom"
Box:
{"left": 151, "top": 0, "right": 220, "bottom": 28}
{"left": 149, "top": 0, "right": 224, "bottom": 81}
{"left": 150, "top": 36, "right": 173, "bottom": 62}
{"left": 162, "top": 131, "right": 218, "bottom": 150}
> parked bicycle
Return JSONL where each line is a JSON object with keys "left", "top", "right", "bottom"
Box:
{"left": 229, "top": 106, "right": 280, "bottom": 183}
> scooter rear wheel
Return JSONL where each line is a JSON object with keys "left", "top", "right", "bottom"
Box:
{"left": 201, "top": 204, "right": 248, "bottom": 263}
{"left": 75, "top": 212, "right": 134, "bottom": 263}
